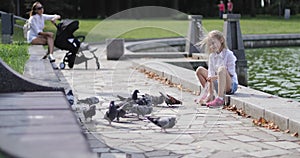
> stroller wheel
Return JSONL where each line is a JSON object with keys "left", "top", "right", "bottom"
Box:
{"left": 59, "top": 62, "right": 65, "bottom": 69}
{"left": 69, "top": 62, "right": 74, "bottom": 68}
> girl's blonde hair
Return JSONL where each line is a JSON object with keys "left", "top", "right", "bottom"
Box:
{"left": 198, "top": 30, "right": 227, "bottom": 54}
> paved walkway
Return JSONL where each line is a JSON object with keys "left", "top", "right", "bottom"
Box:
{"left": 0, "top": 45, "right": 96, "bottom": 158}
{"left": 49, "top": 43, "right": 300, "bottom": 158}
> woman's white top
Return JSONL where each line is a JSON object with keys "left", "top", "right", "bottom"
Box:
{"left": 27, "top": 14, "right": 58, "bottom": 43}
{"left": 208, "top": 48, "right": 238, "bottom": 84}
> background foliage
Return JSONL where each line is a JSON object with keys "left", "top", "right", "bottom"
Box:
{"left": 1, "top": 0, "right": 300, "bottom": 19}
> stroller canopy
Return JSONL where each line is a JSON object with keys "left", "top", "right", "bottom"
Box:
{"left": 54, "top": 19, "right": 81, "bottom": 52}
{"left": 56, "top": 19, "right": 79, "bottom": 37}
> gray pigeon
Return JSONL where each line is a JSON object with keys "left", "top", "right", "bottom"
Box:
{"left": 83, "top": 105, "right": 96, "bottom": 121}
{"left": 130, "top": 104, "right": 153, "bottom": 119}
{"left": 78, "top": 96, "right": 100, "bottom": 105}
{"left": 116, "top": 108, "right": 126, "bottom": 122}
{"left": 144, "top": 93, "right": 165, "bottom": 106}
{"left": 117, "top": 89, "right": 140, "bottom": 101}
{"left": 115, "top": 100, "right": 136, "bottom": 111}
{"left": 66, "top": 90, "right": 74, "bottom": 105}
{"left": 104, "top": 101, "right": 117, "bottom": 125}
{"left": 147, "top": 116, "right": 176, "bottom": 132}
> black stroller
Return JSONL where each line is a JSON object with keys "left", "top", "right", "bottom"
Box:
{"left": 54, "top": 19, "right": 99, "bottom": 69}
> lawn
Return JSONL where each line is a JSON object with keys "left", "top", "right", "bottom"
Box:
{"left": 0, "top": 15, "right": 299, "bottom": 73}
{"left": 2, "top": 14, "right": 300, "bottom": 43}
{"left": 0, "top": 43, "right": 29, "bottom": 74}
{"left": 79, "top": 15, "right": 300, "bottom": 42}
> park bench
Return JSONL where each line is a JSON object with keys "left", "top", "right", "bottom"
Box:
{"left": 0, "top": 45, "right": 97, "bottom": 158}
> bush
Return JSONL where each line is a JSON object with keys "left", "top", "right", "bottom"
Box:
{"left": 0, "top": 43, "right": 29, "bottom": 74}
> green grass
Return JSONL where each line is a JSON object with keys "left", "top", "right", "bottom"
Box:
{"left": 2, "top": 15, "right": 300, "bottom": 43}
{"left": 0, "top": 15, "right": 299, "bottom": 73}
{"left": 77, "top": 15, "right": 300, "bottom": 42}
{"left": 0, "top": 43, "right": 29, "bottom": 74}
{"left": 83, "top": 19, "right": 188, "bottom": 42}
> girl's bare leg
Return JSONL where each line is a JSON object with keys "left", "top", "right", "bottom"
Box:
{"left": 196, "top": 66, "right": 214, "bottom": 102}
{"left": 195, "top": 66, "right": 208, "bottom": 87}
{"left": 217, "top": 66, "right": 232, "bottom": 98}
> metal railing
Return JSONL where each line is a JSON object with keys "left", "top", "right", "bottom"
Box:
{"left": 0, "top": 11, "right": 27, "bottom": 28}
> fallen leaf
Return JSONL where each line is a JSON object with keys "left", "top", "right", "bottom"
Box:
{"left": 259, "top": 117, "right": 267, "bottom": 125}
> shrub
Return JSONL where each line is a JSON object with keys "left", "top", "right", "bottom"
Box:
{"left": 0, "top": 43, "right": 29, "bottom": 74}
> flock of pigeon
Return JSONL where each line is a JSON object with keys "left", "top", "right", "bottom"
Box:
{"left": 66, "top": 89, "right": 182, "bottom": 132}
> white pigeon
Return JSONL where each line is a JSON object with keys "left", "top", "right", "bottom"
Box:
{"left": 147, "top": 116, "right": 176, "bottom": 132}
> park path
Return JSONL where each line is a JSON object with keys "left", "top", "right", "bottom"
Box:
{"left": 53, "top": 44, "right": 300, "bottom": 158}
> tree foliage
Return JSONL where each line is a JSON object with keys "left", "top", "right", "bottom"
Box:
{"left": 1, "top": 0, "right": 299, "bottom": 19}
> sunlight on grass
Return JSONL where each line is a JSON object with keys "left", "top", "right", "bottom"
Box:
{"left": 119, "top": 27, "right": 183, "bottom": 39}
{"left": 2, "top": 15, "right": 300, "bottom": 43}
{"left": 84, "top": 19, "right": 189, "bottom": 42}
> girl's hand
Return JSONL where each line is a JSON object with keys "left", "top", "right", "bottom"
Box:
{"left": 207, "top": 76, "right": 218, "bottom": 82}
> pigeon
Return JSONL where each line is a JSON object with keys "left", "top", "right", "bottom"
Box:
{"left": 115, "top": 100, "right": 136, "bottom": 111}
{"left": 147, "top": 116, "right": 176, "bottom": 132}
{"left": 66, "top": 90, "right": 74, "bottom": 105}
{"left": 113, "top": 102, "right": 129, "bottom": 122}
{"left": 77, "top": 96, "right": 100, "bottom": 105}
{"left": 83, "top": 105, "right": 96, "bottom": 121}
{"left": 131, "top": 89, "right": 140, "bottom": 100}
{"left": 165, "top": 94, "right": 182, "bottom": 105}
{"left": 135, "top": 95, "right": 152, "bottom": 106}
{"left": 116, "top": 108, "right": 126, "bottom": 122}
{"left": 130, "top": 104, "right": 153, "bottom": 119}
{"left": 144, "top": 92, "right": 165, "bottom": 106}
{"left": 117, "top": 89, "right": 140, "bottom": 101}
{"left": 159, "top": 92, "right": 182, "bottom": 106}
{"left": 104, "top": 101, "right": 117, "bottom": 125}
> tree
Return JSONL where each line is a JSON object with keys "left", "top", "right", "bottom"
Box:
{"left": 0, "top": 0, "right": 15, "bottom": 13}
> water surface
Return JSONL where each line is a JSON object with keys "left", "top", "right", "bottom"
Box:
{"left": 246, "top": 47, "right": 300, "bottom": 102}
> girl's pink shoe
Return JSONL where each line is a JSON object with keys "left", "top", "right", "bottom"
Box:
{"left": 206, "top": 97, "right": 224, "bottom": 108}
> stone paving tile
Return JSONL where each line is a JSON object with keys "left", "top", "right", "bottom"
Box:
{"left": 131, "top": 153, "right": 146, "bottom": 158}
{"left": 56, "top": 44, "right": 300, "bottom": 157}
{"left": 99, "top": 153, "right": 127, "bottom": 158}
{"left": 144, "top": 150, "right": 171, "bottom": 157}
{"left": 279, "top": 150, "right": 300, "bottom": 158}
{"left": 265, "top": 141, "right": 300, "bottom": 149}
{"left": 248, "top": 149, "right": 291, "bottom": 158}
{"left": 209, "top": 151, "right": 246, "bottom": 158}
{"left": 228, "top": 135, "right": 260, "bottom": 142}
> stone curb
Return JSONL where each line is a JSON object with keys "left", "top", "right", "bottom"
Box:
{"left": 131, "top": 58, "right": 300, "bottom": 136}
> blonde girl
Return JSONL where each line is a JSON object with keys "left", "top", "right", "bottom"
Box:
{"left": 196, "top": 30, "right": 238, "bottom": 107}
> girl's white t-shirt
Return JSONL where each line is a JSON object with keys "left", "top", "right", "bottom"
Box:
{"left": 208, "top": 48, "right": 238, "bottom": 84}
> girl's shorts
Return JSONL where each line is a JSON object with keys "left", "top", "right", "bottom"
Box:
{"left": 213, "top": 80, "right": 238, "bottom": 95}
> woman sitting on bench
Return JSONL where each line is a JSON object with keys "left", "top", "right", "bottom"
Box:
{"left": 27, "top": 1, "right": 60, "bottom": 62}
